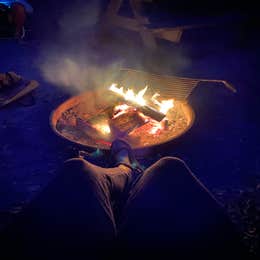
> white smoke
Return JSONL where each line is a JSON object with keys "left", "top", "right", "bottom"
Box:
{"left": 38, "top": 0, "right": 191, "bottom": 94}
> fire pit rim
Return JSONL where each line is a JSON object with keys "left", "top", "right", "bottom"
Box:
{"left": 50, "top": 90, "right": 195, "bottom": 150}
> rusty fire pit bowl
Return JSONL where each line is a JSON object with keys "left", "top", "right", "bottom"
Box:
{"left": 50, "top": 88, "right": 195, "bottom": 151}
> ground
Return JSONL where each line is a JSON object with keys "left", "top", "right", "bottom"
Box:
{"left": 0, "top": 1, "right": 259, "bottom": 257}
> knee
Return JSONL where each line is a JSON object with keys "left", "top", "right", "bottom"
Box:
{"left": 64, "top": 157, "right": 86, "bottom": 169}
{"left": 157, "top": 156, "right": 187, "bottom": 170}
{"left": 62, "top": 158, "right": 94, "bottom": 179}
{"left": 151, "top": 156, "right": 192, "bottom": 179}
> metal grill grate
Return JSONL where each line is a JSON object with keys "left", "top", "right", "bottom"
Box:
{"left": 114, "top": 68, "right": 236, "bottom": 101}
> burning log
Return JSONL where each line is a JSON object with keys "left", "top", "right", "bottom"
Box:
{"left": 76, "top": 117, "right": 111, "bottom": 141}
{"left": 76, "top": 105, "right": 148, "bottom": 140}
{"left": 110, "top": 92, "right": 166, "bottom": 122}
{"left": 137, "top": 102, "right": 165, "bottom": 122}
{"left": 109, "top": 108, "right": 147, "bottom": 137}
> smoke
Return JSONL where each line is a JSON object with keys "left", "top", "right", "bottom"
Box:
{"left": 38, "top": 0, "right": 123, "bottom": 94}
{"left": 41, "top": 57, "right": 86, "bottom": 93}
{"left": 40, "top": 54, "right": 122, "bottom": 94}
{"left": 38, "top": 0, "right": 191, "bottom": 94}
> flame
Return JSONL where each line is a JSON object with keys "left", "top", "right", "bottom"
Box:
{"left": 95, "top": 122, "right": 111, "bottom": 135}
{"left": 151, "top": 93, "right": 174, "bottom": 114}
{"left": 148, "top": 119, "right": 167, "bottom": 135}
{"left": 113, "top": 104, "right": 136, "bottom": 119}
{"left": 109, "top": 84, "right": 147, "bottom": 106}
{"left": 114, "top": 104, "right": 131, "bottom": 111}
{"left": 109, "top": 83, "right": 174, "bottom": 115}
{"left": 149, "top": 124, "right": 162, "bottom": 135}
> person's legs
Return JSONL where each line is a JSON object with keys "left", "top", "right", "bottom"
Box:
{"left": 1, "top": 158, "right": 130, "bottom": 259}
{"left": 119, "top": 156, "right": 246, "bottom": 258}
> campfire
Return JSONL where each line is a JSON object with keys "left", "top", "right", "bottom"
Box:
{"left": 75, "top": 83, "right": 175, "bottom": 139}
{"left": 51, "top": 86, "right": 193, "bottom": 150}
{"left": 50, "top": 68, "right": 234, "bottom": 150}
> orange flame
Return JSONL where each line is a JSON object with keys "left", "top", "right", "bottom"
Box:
{"left": 151, "top": 93, "right": 174, "bottom": 114}
{"left": 109, "top": 84, "right": 147, "bottom": 106}
{"left": 109, "top": 83, "right": 174, "bottom": 115}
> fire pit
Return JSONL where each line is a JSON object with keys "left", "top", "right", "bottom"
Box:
{"left": 50, "top": 69, "right": 235, "bottom": 150}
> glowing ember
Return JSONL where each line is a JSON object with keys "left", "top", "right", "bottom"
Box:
{"left": 109, "top": 83, "right": 174, "bottom": 115}
{"left": 149, "top": 123, "right": 162, "bottom": 135}
{"left": 148, "top": 119, "right": 168, "bottom": 135}
{"left": 95, "top": 123, "right": 111, "bottom": 135}
{"left": 114, "top": 104, "right": 130, "bottom": 112}
{"left": 113, "top": 104, "right": 135, "bottom": 118}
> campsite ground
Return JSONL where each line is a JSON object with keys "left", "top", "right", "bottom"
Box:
{"left": 0, "top": 1, "right": 259, "bottom": 256}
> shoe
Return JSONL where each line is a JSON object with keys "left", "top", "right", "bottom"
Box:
{"left": 0, "top": 72, "right": 38, "bottom": 108}
{"left": 109, "top": 139, "right": 143, "bottom": 174}
{"left": 0, "top": 72, "right": 22, "bottom": 89}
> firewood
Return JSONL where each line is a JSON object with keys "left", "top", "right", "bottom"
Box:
{"left": 110, "top": 93, "right": 166, "bottom": 122}
{"left": 76, "top": 118, "right": 111, "bottom": 141}
{"left": 109, "top": 109, "right": 147, "bottom": 137}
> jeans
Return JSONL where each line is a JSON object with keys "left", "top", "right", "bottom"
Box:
{"left": 1, "top": 157, "right": 246, "bottom": 259}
